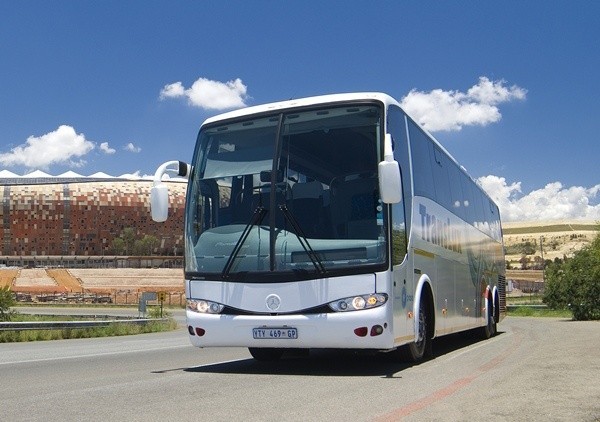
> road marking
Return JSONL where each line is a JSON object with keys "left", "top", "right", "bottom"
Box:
{"left": 373, "top": 331, "right": 523, "bottom": 421}
{"left": 0, "top": 344, "right": 190, "bottom": 366}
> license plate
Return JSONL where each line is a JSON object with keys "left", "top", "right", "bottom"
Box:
{"left": 252, "top": 327, "right": 298, "bottom": 339}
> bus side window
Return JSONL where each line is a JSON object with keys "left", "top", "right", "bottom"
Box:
{"left": 432, "top": 146, "right": 452, "bottom": 210}
{"left": 448, "top": 164, "right": 466, "bottom": 221}
{"left": 388, "top": 105, "right": 409, "bottom": 264}
{"left": 408, "top": 121, "right": 435, "bottom": 200}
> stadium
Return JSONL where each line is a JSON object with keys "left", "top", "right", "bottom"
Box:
{"left": 0, "top": 171, "right": 187, "bottom": 303}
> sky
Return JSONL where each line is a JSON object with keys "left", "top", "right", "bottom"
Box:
{"left": 1, "top": 1, "right": 599, "bottom": 222}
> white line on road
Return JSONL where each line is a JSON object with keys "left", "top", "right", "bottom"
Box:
{"left": 0, "top": 344, "right": 191, "bottom": 366}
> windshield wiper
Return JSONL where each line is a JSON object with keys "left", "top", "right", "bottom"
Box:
{"left": 278, "top": 204, "right": 326, "bottom": 274}
{"left": 221, "top": 206, "right": 268, "bottom": 279}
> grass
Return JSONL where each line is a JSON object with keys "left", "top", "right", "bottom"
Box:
{"left": 0, "top": 314, "right": 177, "bottom": 343}
{"left": 507, "top": 294, "right": 544, "bottom": 305}
{"left": 508, "top": 306, "right": 572, "bottom": 318}
{"left": 9, "top": 313, "right": 77, "bottom": 322}
{"left": 507, "top": 294, "right": 573, "bottom": 318}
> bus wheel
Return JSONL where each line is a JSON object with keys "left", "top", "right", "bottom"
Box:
{"left": 397, "top": 296, "right": 432, "bottom": 362}
{"left": 248, "top": 347, "right": 284, "bottom": 361}
{"left": 481, "top": 298, "right": 497, "bottom": 339}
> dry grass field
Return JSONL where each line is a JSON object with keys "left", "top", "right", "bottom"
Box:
{"left": 503, "top": 220, "right": 598, "bottom": 267}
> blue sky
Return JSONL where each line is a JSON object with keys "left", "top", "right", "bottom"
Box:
{"left": 1, "top": 1, "right": 599, "bottom": 221}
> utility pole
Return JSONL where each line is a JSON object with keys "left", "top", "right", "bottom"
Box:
{"left": 540, "top": 236, "right": 545, "bottom": 283}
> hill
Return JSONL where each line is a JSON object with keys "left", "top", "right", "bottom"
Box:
{"left": 503, "top": 220, "right": 598, "bottom": 269}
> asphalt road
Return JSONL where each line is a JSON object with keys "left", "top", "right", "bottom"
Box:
{"left": 0, "top": 317, "right": 598, "bottom": 421}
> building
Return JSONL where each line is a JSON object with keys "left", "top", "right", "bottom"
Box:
{"left": 1, "top": 172, "right": 186, "bottom": 260}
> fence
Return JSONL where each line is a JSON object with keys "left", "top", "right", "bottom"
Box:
{"left": 0, "top": 318, "right": 169, "bottom": 331}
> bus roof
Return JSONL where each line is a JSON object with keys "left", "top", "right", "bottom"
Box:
{"left": 199, "top": 92, "right": 489, "bottom": 204}
{"left": 201, "top": 92, "right": 399, "bottom": 126}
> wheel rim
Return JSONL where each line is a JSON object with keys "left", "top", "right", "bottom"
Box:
{"left": 416, "top": 307, "right": 426, "bottom": 350}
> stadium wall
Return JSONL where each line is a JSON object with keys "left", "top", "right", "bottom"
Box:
{"left": 0, "top": 179, "right": 186, "bottom": 258}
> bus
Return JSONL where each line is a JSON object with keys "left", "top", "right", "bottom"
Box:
{"left": 151, "top": 92, "right": 506, "bottom": 361}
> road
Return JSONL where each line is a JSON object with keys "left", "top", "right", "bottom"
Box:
{"left": 0, "top": 317, "right": 598, "bottom": 421}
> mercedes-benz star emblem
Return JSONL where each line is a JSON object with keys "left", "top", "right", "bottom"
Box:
{"left": 266, "top": 294, "right": 281, "bottom": 311}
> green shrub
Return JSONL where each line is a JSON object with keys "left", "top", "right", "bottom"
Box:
{"left": 0, "top": 286, "right": 15, "bottom": 321}
{"left": 148, "top": 306, "right": 172, "bottom": 319}
{"left": 544, "top": 226, "right": 600, "bottom": 320}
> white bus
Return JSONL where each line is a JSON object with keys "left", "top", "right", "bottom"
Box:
{"left": 151, "top": 92, "right": 506, "bottom": 361}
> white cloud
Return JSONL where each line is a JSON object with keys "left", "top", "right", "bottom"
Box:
{"left": 478, "top": 175, "right": 600, "bottom": 222}
{"left": 0, "top": 125, "right": 95, "bottom": 169}
{"left": 160, "top": 77, "right": 248, "bottom": 110}
{"left": 118, "top": 170, "right": 142, "bottom": 179}
{"left": 400, "top": 77, "right": 527, "bottom": 132}
{"left": 124, "top": 142, "right": 141, "bottom": 153}
{"left": 99, "top": 142, "right": 116, "bottom": 154}
{"left": 159, "top": 81, "right": 185, "bottom": 99}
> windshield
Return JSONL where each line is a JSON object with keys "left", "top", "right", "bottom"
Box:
{"left": 185, "top": 104, "right": 388, "bottom": 281}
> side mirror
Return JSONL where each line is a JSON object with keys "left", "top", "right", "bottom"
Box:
{"left": 151, "top": 183, "right": 169, "bottom": 222}
{"left": 378, "top": 134, "right": 402, "bottom": 204}
{"left": 150, "top": 160, "right": 190, "bottom": 222}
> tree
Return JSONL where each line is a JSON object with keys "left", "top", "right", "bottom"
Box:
{"left": 0, "top": 286, "right": 15, "bottom": 321}
{"left": 133, "top": 235, "right": 159, "bottom": 255}
{"left": 544, "top": 226, "right": 600, "bottom": 320}
{"left": 121, "top": 227, "right": 137, "bottom": 255}
{"left": 532, "top": 255, "right": 544, "bottom": 270}
{"left": 110, "top": 237, "right": 126, "bottom": 255}
{"left": 111, "top": 229, "right": 159, "bottom": 256}
{"left": 519, "top": 255, "right": 531, "bottom": 270}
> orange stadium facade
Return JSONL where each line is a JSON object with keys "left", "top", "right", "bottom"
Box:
{"left": 0, "top": 175, "right": 187, "bottom": 261}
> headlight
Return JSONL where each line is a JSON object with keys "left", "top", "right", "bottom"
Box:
{"left": 187, "top": 299, "right": 225, "bottom": 314}
{"left": 328, "top": 293, "right": 388, "bottom": 312}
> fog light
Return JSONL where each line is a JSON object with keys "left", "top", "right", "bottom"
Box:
{"left": 188, "top": 325, "right": 195, "bottom": 336}
{"left": 370, "top": 325, "right": 384, "bottom": 336}
{"left": 195, "top": 327, "right": 206, "bottom": 336}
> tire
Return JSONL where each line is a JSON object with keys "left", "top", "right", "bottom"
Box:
{"left": 481, "top": 296, "right": 497, "bottom": 339}
{"left": 248, "top": 347, "right": 284, "bottom": 361}
{"left": 397, "top": 295, "right": 433, "bottom": 362}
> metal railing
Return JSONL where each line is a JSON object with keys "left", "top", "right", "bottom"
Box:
{"left": 0, "top": 318, "right": 168, "bottom": 331}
